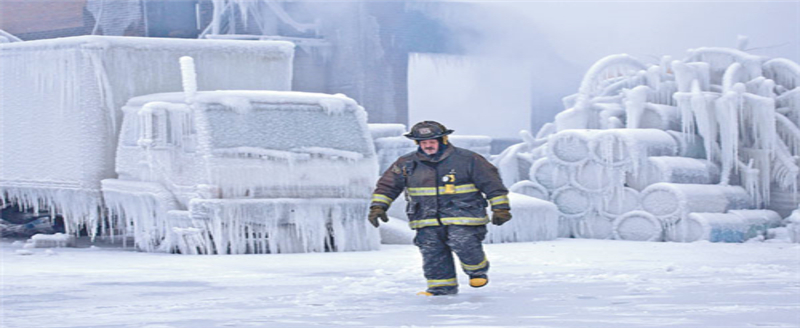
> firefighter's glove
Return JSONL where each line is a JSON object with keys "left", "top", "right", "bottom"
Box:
{"left": 491, "top": 209, "right": 512, "bottom": 226}
{"left": 368, "top": 206, "right": 389, "bottom": 228}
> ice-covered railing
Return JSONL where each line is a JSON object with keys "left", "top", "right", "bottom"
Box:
{"left": 502, "top": 38, "right": 799, "bottom": 242}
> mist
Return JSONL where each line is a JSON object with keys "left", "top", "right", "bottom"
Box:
{"left": 408, "top": 1, "right": 800, "bottom": 138}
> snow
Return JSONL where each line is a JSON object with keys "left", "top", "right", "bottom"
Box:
{"left": 2, "top": 238, "right": 798, "bottom": 328}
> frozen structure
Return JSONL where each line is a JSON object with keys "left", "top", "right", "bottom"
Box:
{"left": 495, "top": 39, "right": 799, "bottom": 242}
{"left": 1, "top": 36, "right": 380, "bottom": 253}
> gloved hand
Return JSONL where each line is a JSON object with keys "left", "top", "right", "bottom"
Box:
{"left": 491, "top": 209, "right": 512, "bottom": 226}
{"left": 368, "top": 206, "right": 389, "bottom": 228}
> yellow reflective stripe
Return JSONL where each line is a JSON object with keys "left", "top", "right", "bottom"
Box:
{"left": 407, "top": 187, "right": 437, "bottom": 196}
{"left": 440, "top": 216, "right": 490, "bottom": 225}
{"left": 449, "top": 184, "right": 478, "bottom": 194}
{"left": 489, "top": 195, "right": 509, "bottom": 206}
{"left": 461, "top": 257, "right": 488, "bottom": 271}
{"left": 409, "top": 219, "right": 440, "bottom": 229}
{"left": 408, "top": 184, "right": 478, "bottom": 196}
{"left": 410, "top": 216, "right": 489, "bottom": 229}
{"left": 371, "top": 194, "right": 392, "bottom": 205}
{"left": 427, "top": 278, "right": 458, "bottom": 288}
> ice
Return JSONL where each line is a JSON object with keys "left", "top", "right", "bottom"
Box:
{"left": 28, "top": 233, "right": 77, "bottom": 248}
{"left": 1, "top": 36, "right": 295, "bottom": 240}
{"left": 672, "top": 210, "right": 782, "bottom": 243}
{"left": 612, "top": 211, "right": 663, "bottom": 242}
{"left": 484, "top": 192, "right": 559, "bottom": 243}
{"left": 368, "top": 123, "right": 407, "bottom": 140}
{"left": 186, "top": 198, "right": 379, "bottom": 254}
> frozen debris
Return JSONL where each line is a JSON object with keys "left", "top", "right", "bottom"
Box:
{"left": 501, "top": 39, "right": 800, "bottom": 242}
{"left": 485, "top": 193, "right": 559, "bottom": 244}
{"left": 28, "top": 233, "right": 76, "bottom": 248}
{"left": 15, "top": 249, "right": 34, "bottom": 256}
{"left": 672, "top": 210, "right": 781, "bottom": 243}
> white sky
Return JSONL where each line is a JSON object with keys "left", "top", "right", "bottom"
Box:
{"left": 409, "top": 1, "right": 800, "bottom": 138}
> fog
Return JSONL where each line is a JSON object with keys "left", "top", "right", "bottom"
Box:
{"left": 409, "top": 1, "right": 800, "bottom": 138}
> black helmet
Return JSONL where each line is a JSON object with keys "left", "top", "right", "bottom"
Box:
{"left": 404, "top": 121, "right": 454, "bottom": 141}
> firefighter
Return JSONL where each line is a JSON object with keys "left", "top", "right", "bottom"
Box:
{"left": 368, "top": 121, "right": 512, "bottom": 296}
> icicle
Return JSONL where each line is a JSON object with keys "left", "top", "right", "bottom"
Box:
{"left": 623, "top": 85, "right": 649, "bottom": 129}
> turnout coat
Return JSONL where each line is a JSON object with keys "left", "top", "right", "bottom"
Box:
{"left": 371, "top": 145, "right": 510, "bottom": 229}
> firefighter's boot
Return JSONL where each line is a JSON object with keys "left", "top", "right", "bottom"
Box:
{"left": 469, "top": 274, "right": 488, "bottom": 288}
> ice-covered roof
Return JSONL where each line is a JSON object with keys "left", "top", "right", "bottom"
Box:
{"left": 125, "top": 90, "right": 361, "bottom": 113}
{"left": 0, "top": 35, "right": 294, "bottom": 57}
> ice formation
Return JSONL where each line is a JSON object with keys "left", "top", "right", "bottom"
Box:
{"left": 493, "top": 39, "right": 800, "bottom": 243}
{"left": 103, "top": 89, "right": 380, "bottom": 254}
{"left": 1, "top": 36, "right": 294, "bottom": 242}
{"left": 484, "top": 193, "right": 559, "bottom": 243}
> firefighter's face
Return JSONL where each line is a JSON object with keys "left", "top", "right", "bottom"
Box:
{"left": 420, "top": 139, "right": 439, "bottom": 155}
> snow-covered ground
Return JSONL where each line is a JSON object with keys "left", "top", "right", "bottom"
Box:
{"left": 2, "top": 238, "right": 798, "bottom": 328}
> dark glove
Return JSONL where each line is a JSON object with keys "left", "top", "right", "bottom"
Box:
{"left": 491, "top": 209, "right": 512, "bottom": 226}
{"left": 368, "top": 206, "right": 389, "bottom": 228}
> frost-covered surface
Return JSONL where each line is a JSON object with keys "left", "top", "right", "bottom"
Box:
{"left": 105, "top": 90, "right": 379, "bottom": 253}
{"left": 181, "top": 198, "right": 379, "bottom": 254}
{"left": 2, "top": 238, "right": 798, "bottom": 327}
{"left": 485, "top": 192, "right": 559, "bottom": 243}
{"left": 1, "top": 36, "right": 295, "bottom": 241}
{"left": 494, "top": 42, "right": 800, "bottom": 242}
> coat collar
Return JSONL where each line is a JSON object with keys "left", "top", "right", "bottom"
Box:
{"left": 415, "top": 144, "right": 455, "bottom": 163}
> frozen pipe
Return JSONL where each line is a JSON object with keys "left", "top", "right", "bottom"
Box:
{"left": 529, "top": 158, "right": 571, "bottom": 191}
{"left": 601, "top": 187, "right": 640, "bottom": 217}
{"left": 589, "top": 129, "right": 678, "bottom": 169}
{"left": 626, "top": 156, "right": 720, "bottom": 191}
{"left": 485, "top": 193, "right": 559, "bottom": 244}
{"left": 612, "top": 210, "right": 664, "bottom": 241}
{"left": 546, "top": 129, "right": 600, "bottom": 166}
{"left": 572, "top": 160, "right": 623, "bottom": 192}
{"left": 179, "top": 56, "right": 197, "bottom": 103}
{"left": 509, "top": 180, "right": 549, "bottom": 201}
{"left": 670, "top": 210, "right": 782, "bottom": 243}
{"left": 640, "top": 183, "right": 752, "bottom": 219}
{"left": 552, "top": 185, "right": 593, "bottom": 217}
{"left": 578, "top": 54, "right": 647, "bottom": 97}
{"left": 763, "top": 58, "right": 800, "bottom": 90}
{"left": 571, "top": 211, "right": 614, "bottom": 240}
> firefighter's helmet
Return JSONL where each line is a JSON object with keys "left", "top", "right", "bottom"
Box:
{"left": 403, "top": 121, "right": 454, "bottom": 141}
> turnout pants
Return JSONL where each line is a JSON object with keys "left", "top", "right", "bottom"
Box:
{"left": 414, "top": 225, "right": 489, "bottom": 294}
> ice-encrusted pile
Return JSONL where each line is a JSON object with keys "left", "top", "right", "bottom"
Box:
{"left": 0, "top": 36, "right": 294, "bottom": 239}
{"left": 495, "top": 40, "right": 799, "bottom": 243}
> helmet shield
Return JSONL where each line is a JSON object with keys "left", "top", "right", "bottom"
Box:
{"left": 403, "top": 121, "right": 454, "bottom": 141}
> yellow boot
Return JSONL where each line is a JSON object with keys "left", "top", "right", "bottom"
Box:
{"left": 469, "top": 274, "right": 488, "bottom": 288}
